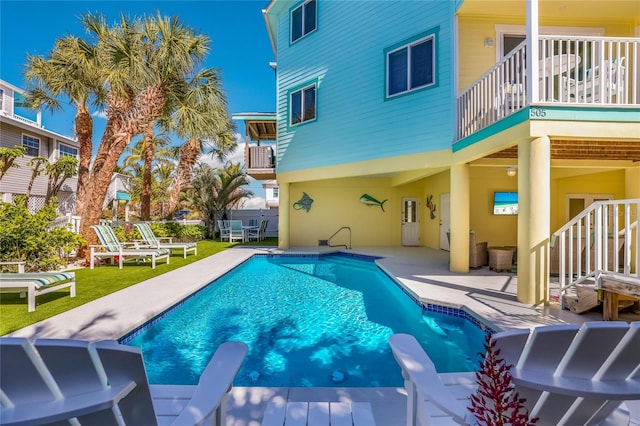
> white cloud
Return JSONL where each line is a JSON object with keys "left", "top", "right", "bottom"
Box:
{"left": 91, "top": 110, "right": 107, "bottom": 119}
{"left": 240, "top": 196, "right": 266, "bottom": 209}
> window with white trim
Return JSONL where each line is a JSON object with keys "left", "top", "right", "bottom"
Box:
{"left": 290, "top": 83, "right": 316, "bottom": 126}
{"left": 0, "top": 89, "right": 4, "bottom": 111}
{"left": 273, "top": 188, "right": 279, "bottom": 198}
{"left": 59, "top": 143, "right": 78, "bottom": 158}
{"left": 290, "top": 0, "right": 317, "bottom": 43}
{"left": 22, "top": 134, "right": 40, "bottom": 157}
{"left": 386, "top": 34, "right": 435, "bottom": 98}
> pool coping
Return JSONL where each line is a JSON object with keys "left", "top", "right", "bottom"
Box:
{"left": 8, "top": 245, "right": 605, "bottom": 341}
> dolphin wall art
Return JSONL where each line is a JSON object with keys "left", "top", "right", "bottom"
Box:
{"left": 360, "top": 193, "right": 387, "bottom": 211}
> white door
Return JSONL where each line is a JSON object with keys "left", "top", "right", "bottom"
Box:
{"left": 440, "top": 193, "right": 450, "bottom": 251}
{"left": 401, "top": 198, "right": 420, "bottom": 246}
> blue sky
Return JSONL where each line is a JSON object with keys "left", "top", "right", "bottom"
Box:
{"left": 0, "top": 0, "right": 275, "bottom": 208}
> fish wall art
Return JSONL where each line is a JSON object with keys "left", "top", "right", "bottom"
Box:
{"left": 293, "top": 192, "right": 314, "bottom": 212}
{"left": 360, "top": 194, "right": 387, "bottom": 212}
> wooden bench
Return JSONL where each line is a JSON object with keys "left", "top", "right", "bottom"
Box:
{"left": 262, "top": 401, "right": 376, "bottom": 426}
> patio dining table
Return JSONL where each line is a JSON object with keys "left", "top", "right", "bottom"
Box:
{"left": 242, "top": 225, "right": 260, "bottom": 242}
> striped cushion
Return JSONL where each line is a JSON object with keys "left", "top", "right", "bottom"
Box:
{"left": 0, "top": 272, "right": 74, "bottom": 288}
{"left": 134, "top": 223, "right": 160, "bottom": 246}
{"left": 92, "top": 225, "right": 122, "bottom": 252}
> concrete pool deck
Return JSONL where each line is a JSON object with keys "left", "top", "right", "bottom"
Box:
{"left": 7, "top": 245, "right": 639, "bottom": 425}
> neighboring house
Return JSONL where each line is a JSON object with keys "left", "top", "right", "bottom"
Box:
{"left": 232, "top": 112, "right": 279, "bottom": 209}
{"left": 263, "top": 180, "right": 279, "bottom": 209}
{"left": 259, "top": 0, "right": 640, "bottom": 305}
{"left": 0, "top": 79, "right": 79, "bottom": 215}
{"left": 104, "top": 173, "right": 132, "bottom": 222}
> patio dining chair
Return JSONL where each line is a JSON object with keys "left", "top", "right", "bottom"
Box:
{"left": 217, "top": 220, "right": 230, "bottom": 241}
{"left": 229, "top": 220, "right": 244, "bottom": 243}
{"left": 562, "top": 57, "right": 626, "bottom": 103}
{"left": 245, "top": 219, "right": 266, "bottom": 242}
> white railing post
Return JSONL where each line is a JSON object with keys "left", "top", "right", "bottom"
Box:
{"left": 526, "top": 0, "right": 539, "bottom": 104}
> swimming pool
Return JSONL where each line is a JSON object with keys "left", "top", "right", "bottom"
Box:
{"left": 122, "top": 253, "right": 487, "bottom": 387}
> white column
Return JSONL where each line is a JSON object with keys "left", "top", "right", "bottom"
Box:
{"left": 450, "top": 164, "right": 470, "bottom": 273}
{"left": 517, "top": 136, "right": 550, "bottom": 304}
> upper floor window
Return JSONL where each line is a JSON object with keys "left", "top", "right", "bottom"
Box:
{"left": 386, "top": 34, "right": 436, "bottom": 98}
{"left": 0, "top": 89, "right": 4, "bottom": 111}
{"left": 290, "top": 0, "right": 317, "bottom": 44}
{"left": 59, "top": 143, "right": 78, "bottom": 158}
{"left": 273, "top": 187, "right": 279, "bottom": 198}
{"left": 290, "top": 83, "right": 317, "bottom": 126}
{"left": 22, "top": 134, "right": 40, "bottom": 157}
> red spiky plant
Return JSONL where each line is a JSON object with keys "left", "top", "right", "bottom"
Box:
{"left": 468, "top": 333, "right": 538, "bottom": 426}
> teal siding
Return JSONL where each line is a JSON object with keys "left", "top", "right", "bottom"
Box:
{"left": 274, "top": 0, "right": 455, "bottom": 173}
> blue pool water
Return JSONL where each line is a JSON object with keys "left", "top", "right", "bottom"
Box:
{"left": 123, "top": 254, "right": 486, "bottom": 387}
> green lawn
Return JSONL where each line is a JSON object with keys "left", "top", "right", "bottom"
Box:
{"left": 0, "top": 238, "right": 278, "bottom": 335}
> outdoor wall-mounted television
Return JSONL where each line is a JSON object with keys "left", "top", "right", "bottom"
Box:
{"left": 493, "top": 192, "right": 518, "bottom": 215}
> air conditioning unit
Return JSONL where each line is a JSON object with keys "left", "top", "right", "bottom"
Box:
{"left": 250, "top": 146, "right": 274, "bottom": 168}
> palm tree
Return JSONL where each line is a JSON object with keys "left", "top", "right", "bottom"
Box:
{"left": 163, "top": 68, "right": 237, "bottom": 215}
{"left": 153, "top": 163, "right": 175, "bottom": 218}
{"left": 122, "top": 134, "right": 174, "bottom": 219}
{"left": 185, "top": 162, "right": 253, "bottom": 238}
{"left": 24, "top": 35, "right": 105, "bottom": 217}
{"left": 137, "top": 128, "right": 172, "bottom": 220}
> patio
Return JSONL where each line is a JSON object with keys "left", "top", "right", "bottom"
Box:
{"left": 8, "top": 246, "right": 639, "bottom": 425}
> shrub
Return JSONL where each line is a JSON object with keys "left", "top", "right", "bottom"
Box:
{"left": 111, "top": 222, "right": 206, "bottom": 243}
{"left": 469, "top": 332, "right": 537, "bottom": 426}
{"left": 0, "top": 196, "right": 85, "bottom": 271}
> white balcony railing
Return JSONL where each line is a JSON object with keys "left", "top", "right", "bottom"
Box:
{"left": 457, "top": 35, "right": 639, "bottom": 140}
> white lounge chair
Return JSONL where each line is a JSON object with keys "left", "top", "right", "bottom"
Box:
{"left": 0, "top": 270, "right": 76, "bottom": 312}
{"left": 389, "top": 321, "right": 640, "bottom": 425}
{"left": 133, "top": 222, "right": 198, "bottom": 258}
{"left": 0, "top": 337, "right": 247, "bottom": 425}
{"left": 90, "top": 224, "right": 170, "bottom": 269}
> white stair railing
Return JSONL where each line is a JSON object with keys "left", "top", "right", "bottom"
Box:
{"left": 553, "top": 199, "right": 639, "bottom": 309}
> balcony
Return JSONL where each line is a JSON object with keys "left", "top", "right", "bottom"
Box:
{"left": 245, "top": 144, "right": 276, "bottom": 180}
{"left": 457, "top": 35, "right": 639, "bottom": 141}
{"left": 232, "top": 113, "right": 277, "bottom": 180}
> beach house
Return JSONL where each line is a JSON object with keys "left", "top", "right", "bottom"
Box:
{"left": 0, "top": 79, "right": 79, "bottom": 215}
{"left": 239, "top": 0, "right": 640, "bottom": 306}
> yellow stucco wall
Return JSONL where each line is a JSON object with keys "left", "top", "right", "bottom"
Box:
{"left": 286, "top": 167, "right": 636, "bottom": 249}
{"left": 421, "top": 171, "right": 451, "bottom": 249}
{"left": 467, "top": 167, "right": 518, "bottom": 247}
{"left": 289, "top": 178, "right": 395, "bottom": 247}
{"left": 550, "top": 169, "right": 626, "bottom": 231}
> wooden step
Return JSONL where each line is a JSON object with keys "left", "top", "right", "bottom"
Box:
{"left": 564, "top": 284, "right": 599, "bottom": 314}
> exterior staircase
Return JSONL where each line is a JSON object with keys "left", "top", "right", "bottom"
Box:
{"left": 553, "top": 199, "right": 639, "bottom": 316}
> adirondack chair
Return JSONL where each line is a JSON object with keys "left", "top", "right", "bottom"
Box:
{"left": 389, "top": 321, "right": 640, "bottom": 426}
{"left": 0, "top": 337, "right": 247, "bottom": 425}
